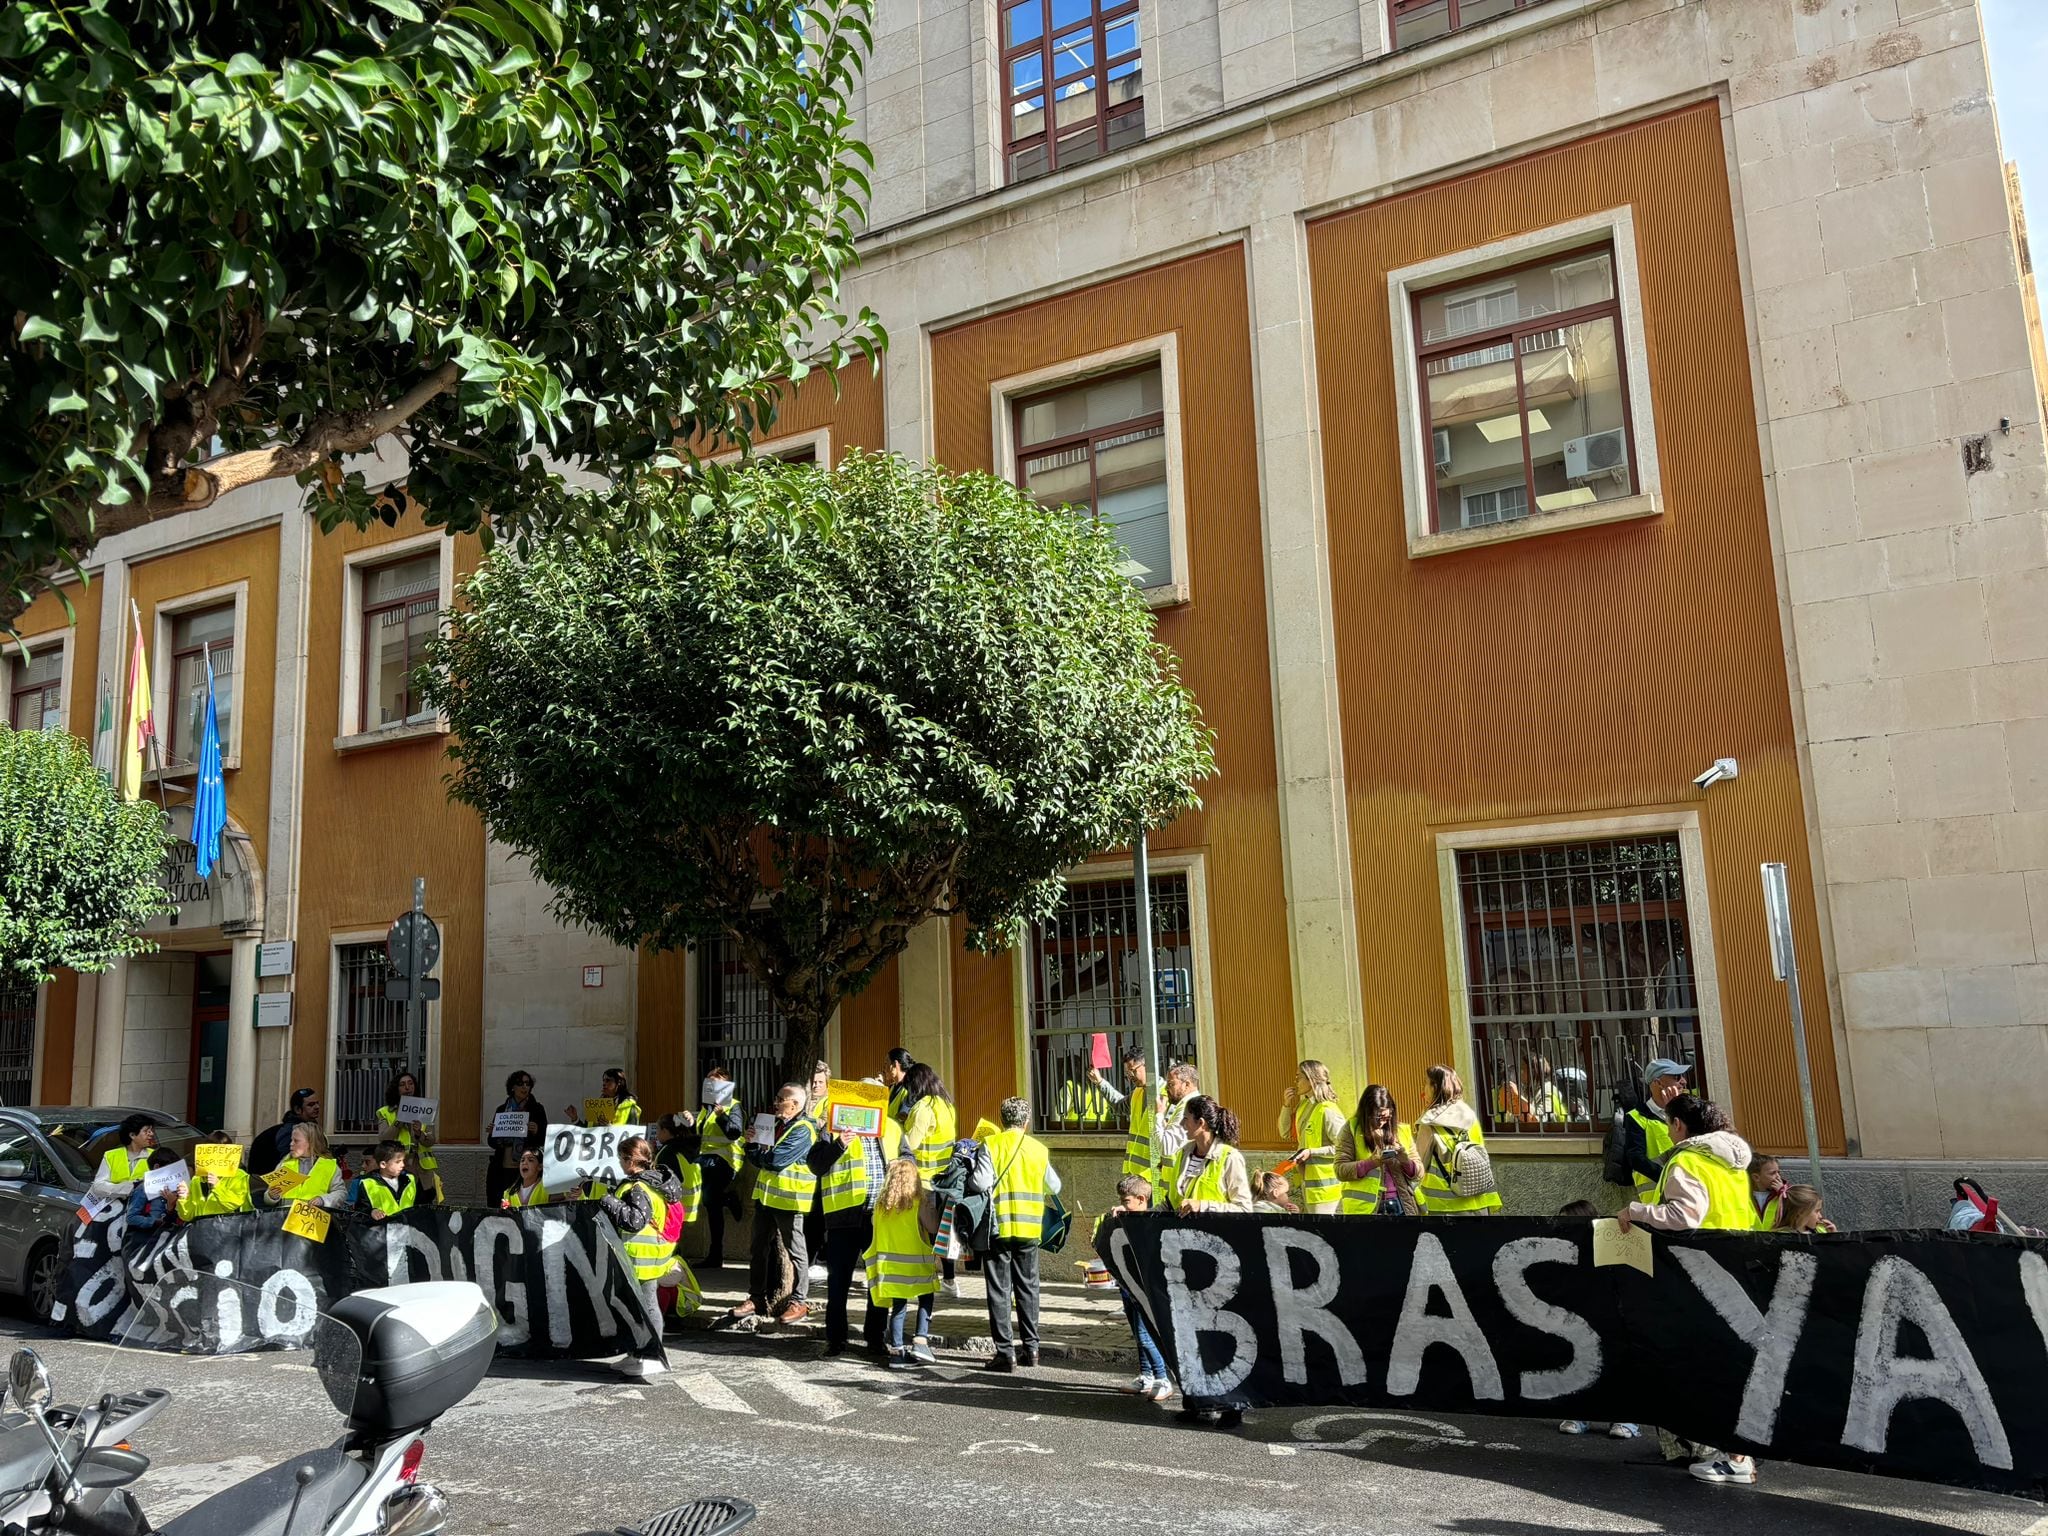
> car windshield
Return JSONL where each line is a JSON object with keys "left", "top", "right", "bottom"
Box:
{"left": 26, "top": 1125, "right": 97, "bottom": 1181}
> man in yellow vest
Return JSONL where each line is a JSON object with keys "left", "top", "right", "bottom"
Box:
{"left": 1089, "top": 1046, "right": 1167, "bottom": 1180}
{"left": 715, "top": 1084, "right": 817, "bottom": 1333}
{"left": 981, "top": 1096, "right": 1058, "bottom": 1373}
{"left": 1620, "top": 1057, "right": 1689, "bottom": 1198}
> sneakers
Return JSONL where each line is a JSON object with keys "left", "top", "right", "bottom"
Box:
{"left": 1689, "top": 1455, "right": 1758, "bottom": 1485}
{"left": 614, "top": 1355, "right": 669, "bottom": 1379}
{"left": 909, "top": 1336, "right": 938, "bottom": 1366}
{"left": 942, "top": 1278, "right": 963, "bottom": 1299}
{"left": 807, "top": 1264, "right": 830, "bottom": 1284}
{"left": 1608, "top": 1422, "right": 1640, "bottom": 1440}
{"left": 1147, "top": 1379, "right": 1176, "bottom": 1403}
{"left": 1124, "top": 1375, "right": 1157, "bottom": 1395}
{"left": 985, "top": 1352, "right": 1015, "bottom": 1373}
{"left": 886, "top": 1349, "right": 915, "bottom": 1370}
{"left": 1558, "top": 1420, "right": 1591, "bottom": 1435}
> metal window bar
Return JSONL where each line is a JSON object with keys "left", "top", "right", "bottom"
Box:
{"left": 1026, "top": 872, "right": 1198, "bottom": 1136}
{"left": 696, "top": 935, "right": 786, "bottom": 1119}
{"left": 1457, "top": 835, "right": 1703, "bottom": 1137}
{"left": 0, "top": 984, "right": 34, "bottom": 1108}
{"left": 334, "top": 943, "right": 411, "bottom": 1135}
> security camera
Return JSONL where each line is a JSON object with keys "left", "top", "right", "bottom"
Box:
{"left": 1692, "top": 757, "right": 1739, "bottom": 790}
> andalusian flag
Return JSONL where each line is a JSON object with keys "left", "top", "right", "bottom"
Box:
{"left": 118, "top": 600, "right": 157, "bottom": 801}
{"left": 91, "top": 680, "right": 115, "bottom": 781}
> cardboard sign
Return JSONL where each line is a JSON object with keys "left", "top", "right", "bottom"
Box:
{"left": 282, "top": 1201, "right": 331, "bottom": 1243}
{"left": 1089, "top": 1032, "right": 1113, "bottom": 1071}
{"left": 583, "top": 1097, "right": 617, "bottom": 1127}
{"left": 142, "top": 1160, "right": 189, "bottom": 1199}
{"left": 822, "top": 1078, "right": 887, "bottom": 1138}
{"left": 396, "top": 1095, "right": 438, "bottom": 1128}
{"left": 1592, "top": 1218, "right": 1654, "bottom": 1276}
{"left": 829, "top": 1103, "right": 882, "bottom": 1137}
{"left": 750, "top": 1113, "right": 779, "bottom": 1147}
{"left": 701, "top": 1077, "right": 735, "bottom": 1107}
{"left": 193, "top": 1144, "right": 243, "bottom": 1178}
{"left": 263, "top": 1166, "right": 308, "bottom": 1196}
{"left": 541, "top": 1123, "right": 646, "bottom": 1191}
{"left": 78, "top": 1195, "right": 122, "bottom": 1225}
{"left": 492, "top": 1110, "right": 531, "bottom": 1140}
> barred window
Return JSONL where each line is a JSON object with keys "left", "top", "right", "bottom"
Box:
{"left": 1026, "top": 871, "right": 1198, "bottom": 1136}
{"left": 696, "top": 935, "right": 784, "bottom": 1119}
{"left": 1458, "top": 835, "right": 1704, "bottom": 1138}
{"left": 333, "top": 942, "right": 411, "bottom": 1135}
{"left": 0, "top": 983, "right": 34, "bottom": 1107}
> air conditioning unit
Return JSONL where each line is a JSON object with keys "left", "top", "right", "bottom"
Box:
{"left": 1432, "top": 427, "right": 1453, "bottom": 472}
{"left": 1564, "top": 428, "right": 1628, "bottom": 481}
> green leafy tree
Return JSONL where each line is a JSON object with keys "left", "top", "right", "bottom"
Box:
{"left": 0, "top": 725, "right": 171, "bottom": 985}
{"left": 0, "top": 0, "right": 877, "bottom": 623}
{"left": 427, "top": 451, "right": 1216, "bottom": 1082}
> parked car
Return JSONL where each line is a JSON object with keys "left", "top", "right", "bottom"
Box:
{"left": 0, "top": 1106, "right": 204, "bottom": 1322}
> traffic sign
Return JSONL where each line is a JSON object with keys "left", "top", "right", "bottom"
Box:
{"left": 387, "top": 911, "right": 441, "bottom": 977}
{"left": 384, "top": 976, "right": 442, "bottom": 1003}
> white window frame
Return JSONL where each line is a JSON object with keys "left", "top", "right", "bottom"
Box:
{"left": 150, "top": 581, "right": 248, "bottom": 776}
{"left": 1455, "top": 476, "right": 1529, "bottom": 531}
{"left": 1388, "top": 208, "right": 1663, "bottom": 560}
{"left": 707, "top": 425, "right": 833, "bottom": 469}
{"left": 6, "top": 627, "right": 72, "bottom": 736}
{"left": 1008, "top": 847, "right": 1218, "bottom": 1144}
{"left": 325, "top": 926, "right": 444, "bottom": 1141}
{"left": 1432, "top": 810, "right": 1731, "bottom": 1155}
{"left": 337, "top": 534, "right": 454, "bottom": 752}
{"left": 991, "top": 332, "right": 1191, "bottom": 608}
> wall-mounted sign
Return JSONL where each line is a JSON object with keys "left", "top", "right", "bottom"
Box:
{"left": 582, "top": 966, "right": 604, "bottom": 988}
{"left": 254, "top": 993, "right": 292, "bottom": 1029}
{"left": 141, "top": 804, "right": 256, "bottom": 935}
{"left": 257, "top": 941, "right": 295, "bottom": 979}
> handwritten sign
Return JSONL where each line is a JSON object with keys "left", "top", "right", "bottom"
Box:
{"left": 263, "top": 1166, "right": 308, "bottom": 1197}
{"left": 701, "top": 1076, "right": 735, "bottom": 1107}
{"left": 492, "top": 1110, "right": 531, "bottom": 1140}
{"left": 823, "top": 1078, "right": 888, "bottom": 1138}
{"left": 541, "top": 1123, "right": 645, "bottom": 1191}
{"left": 193, "top": 1143, "right": 243, "bottom": 1178}
{"left": 1592, "top": 1218, "right": 1654, "bottom": 1276}
{"left": 751, "top": 1113, "right": 779, "bottom": 1148}
{"left": 1089, "top": 1032, "right": 1112, "bottom": 1071}
{"left": 396, "top": 1095, "right": 438, "bottom": 1128}
{"left": 583, "top": 1097, "right": 617, "bottom": 1127}
{"left": 282, "top": 1201, "right": 331, "bottom": 1243}
{"left": 142, "top": 1160, "right": 189, "bottom": 1199}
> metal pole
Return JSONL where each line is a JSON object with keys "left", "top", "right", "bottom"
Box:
{"left": 409, "top": 876, "right": 427, "bottom": 1084}
{"left": 1132, "top": 828, "right": 1163, "bottom": 1185}
{"left": 1761, "top": 863, "right": 1824, "bottom": 1200}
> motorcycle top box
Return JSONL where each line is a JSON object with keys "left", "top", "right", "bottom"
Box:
{"left": 320, "top": 1283, "right": 499, "bottom": 1435}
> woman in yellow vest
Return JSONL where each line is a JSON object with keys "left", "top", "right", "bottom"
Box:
{"left": 899, "top": 1063, "right": 960, "bottom": 1294}
{"left": 598, "top": 1133, "right": 685, "bottom": 1377}
{"left": 263, "top": 1123, "right": 344, "bottom": 1206}
{"left": 593, "top": 1068, "right": 642, "bottom": 1126}
{"left": 503, "top": 1147, "right": 552, "bottom": 1208}
{"left": 1276, "top": 1060, "right": 1348, "bottom": 1215}
{"left": 864, "top": 1156, "right": 940, "bottom": 1367}
{"left": 1416, "top": 1065, "right": 1502, "bottom": 1215}
{"left": 690, "top": 1065, "right": 746, "bottom": 1268}
{"left": 88, "top": 1115, "right": 158, "bottom": 1206}
{"left": 1169, "top": 1097, "right": 1253, "bottom": 1213}
{"left": 376, "top": 1070, "right": 441, "bottom": 1203}
{"left": 883, "top": 1048, "right": 914, "bottom": 1125}
{"left": 1333, "top": 1084, "right": 1421, "bottom": 1215}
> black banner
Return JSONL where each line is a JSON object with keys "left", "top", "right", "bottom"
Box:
{"left": 55, "top": 1206, "right": 657, "bottom": 1361}
{"left": 1104, "top": 1213, "right": 2048, "bottom": 1499}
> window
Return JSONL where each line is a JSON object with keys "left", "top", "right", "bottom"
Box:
{"left": 333, "top": 943, "right": 409, "bottom": 1135}
{"left": 1017, "top": 365, "right": 1172, "bottom": 590}
{"left": 166, "top": 605, "right": 235, "bottom": 768}
{"left": 1002, "top": 0, "right": 1142, "bottom": 183}
{"left": 1390, "top": 0, "right": 1542, "bottom": 50}
{"left": 8, "top": 647, "right": 62, "bottom": 733}
{"left": 1416, "top": 244, "right": 1636, "bottom": 536}
{"left": 1026, "top": 871, "right": 1198, "bottom": 1135}
{"left": 359, "top": 552, "right": 441, "bottom": 732}
{"left": 1457, "top": 835, "right": 1704, "bottom": 1138}
{"left": 696, "top": 935, "right": 784, "bottom": 1119}
{"left": 0, "top": 983, "right": 34, "bottom": 1108}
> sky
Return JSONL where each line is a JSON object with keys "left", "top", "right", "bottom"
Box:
{"left": 1982, "top": 0, "right": 2048, "bottom": 235}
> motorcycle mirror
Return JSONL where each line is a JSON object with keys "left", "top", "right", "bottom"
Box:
{"left": 7, "top": 1349, "right": 51, "bottom": 1412}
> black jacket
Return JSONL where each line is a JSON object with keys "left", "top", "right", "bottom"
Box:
{"left": 600, "top": 1166, "right": 684, "bottom": 1236}
{"left": 247, "top": 1114, "right": 310, "bottom": 1180}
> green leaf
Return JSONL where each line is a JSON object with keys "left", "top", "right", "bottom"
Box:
{"left": 18, "top": 317, "right": 61, "bottom": 343}
{"left": 367, "top": 0, "right": 427, "bottom": 19}
{"left": 502, "top": 0, "right": 563, "bottom": 52}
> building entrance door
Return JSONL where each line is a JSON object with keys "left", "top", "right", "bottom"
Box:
{"left": 189, "top": 952, "right": 232, "bottom": 1131}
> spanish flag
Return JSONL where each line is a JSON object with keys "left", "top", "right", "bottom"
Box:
{"left": 118, "top": 600, "right": 156, "bottom": 801}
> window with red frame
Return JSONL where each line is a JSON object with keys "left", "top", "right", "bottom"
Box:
{"left": 359, "top": 551, "right": 441, "bottom": 732}
{"left": 166, "top": 604, "right": 235, "bottom": 767}
{"left": 1389, "top": 0, "right": 1544, "bottom": 50}
{"left": 1414, "top": 243, "right": 1637, "bottom": 535}
{"left": 1001, "top": 0, "right": 1143, "bottom": 184}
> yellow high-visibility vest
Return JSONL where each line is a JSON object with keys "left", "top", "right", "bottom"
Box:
{"left": 756, "top": 1119, "right": 818, "bottom": 1212}
{"left": 985, "top": 1127, "right": 1052, "bottom": 1242}
{"left": 1653, "top": 1146, "right": 1761, "bottom": 1231}
{"left": 865, "top": 1202, "right": 939, "bottom": 1300}
{"left": 903, "top": 1097, "right": 957, "bottom": 1184}
{"left": 1294, "top": 1099, "right": 1347, "bottom": 1213}
{"left": 821, "top": 1119, "right": 903, "bottom": 1213}
{"left": 1339, "top": 1122, "right": 1417, "bottom": 1215}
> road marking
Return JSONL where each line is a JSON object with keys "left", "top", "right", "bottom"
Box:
{"left": 754, "top": 1417, "right": 918, "bottom": 1444}
{"left": 1291, "top": 1409, "right": 1483, "bottom": 1454}
{"left": 1090, "top": 1460, "right": 1295, "bottom": 1491}
{"left": 749, "top": 1358, "right": 855, "bottom": 1421}
{"left": 672, "top": 1371, "right": 756, "bottom": 1415}
{"left": 963, "top": 1439, "right": 1056, "bottom": 1456}
{"left": 2020, "top": 1514, "right": 2048, "bottom": 1536}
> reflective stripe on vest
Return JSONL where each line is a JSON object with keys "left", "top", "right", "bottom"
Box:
{"left": 1653, "top": 1146, "right": 1759, "bottom": 1231}
{"left": 822, "top": 1119, "right": 902, "bottom": 1213}
{"left": 865, "top": 1204, "right": 939, "bottom": 1300}
{"left": 674, "top": 1159, "right": 704, "bottom": 1224}
{"left": 105, "top": 1148, "right": 150, "bottom": 1184}
{"left": 1171, "top": 1143, "right": 1239, "bottom": 1207}
{"left": 1340, "top": 1122, "right": 1418, "bottom": 1214}
{"left": 757, "top": 1121, "right": 818, "bottom": 1211}
{"left": 281, "top": 1158, "right": 340, "bottom": 1201}
{"left": 377, "top": 1106, "right": 439, "bottom": 1170}
{"left": 698, "top": 1104, "right": 742, "bottom": 1169}
{"left": 505, "top": 1184, "right": 551, "bottom": 1208}
{"left": 986, "top": 1128, "right": 1052, "bottom": 1242}
{"left": 1057, "top": 1078, "right": 1115, "bottom": 1129}
{"left": 1417, "top": 1119, "right": 1498, "bottom": 1212}
{"left": 1629, "top": 1108, "right": 1673, "bottom": 1197}
{"left": 1295, "top": 1100, "right": 1345, "bottom": 1210}
{"left": 616, "top": 1180, "right": 677, "bottom": 1280}
{"left": 1121, "top": 1089, "right": 1159, "bottom": 1178}
{"left": 905, "top": 1098, "right": 957, "bottom": 1183}
{"left": 363, "top": 1175, "right": 417, "bottom": 1216}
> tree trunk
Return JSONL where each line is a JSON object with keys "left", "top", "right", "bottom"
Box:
{"left": 777, "top": 1002, "right": 832, "bottom": 1097}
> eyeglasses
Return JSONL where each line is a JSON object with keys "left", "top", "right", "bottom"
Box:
{"left": 513, "top": 1079, "right": 534, "bottom": 1089}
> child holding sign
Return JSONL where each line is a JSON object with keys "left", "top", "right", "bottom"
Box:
{"left": 263, "top": 1123, "right": 345, "bottom": 1207}
{"left": 377, "top": 1070, "right": 442, "bottom": 1203}
{"left": 179, "top": 1136, "right": 252, "bottom": 1219}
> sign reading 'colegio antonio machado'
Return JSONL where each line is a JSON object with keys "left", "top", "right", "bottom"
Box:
{"left": 1104, "top": 1214, "right": 2048, "bottom": 1499}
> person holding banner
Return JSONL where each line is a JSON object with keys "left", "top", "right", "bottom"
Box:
{"left": 487, "top": 1071, "right": 547, "bottom": 1206}
{"left": 263, "top": 1122, "right": 345, "bottom": 1207}
{"left": 691, "top": 1066, "right": 746, "bottom": 1269}
{"left": 88, "top": 1114, "right": 158, "bottom": 1204}
{"left": 1416, "top": 1066, "right": 1503, "bottom": 1215}
{"left": 1169, "top": 1098, "right": 1252, "bottom": 1213}
{"left": 348, "top": 1141, "right": 420, "bottom": 1219}
{"left": 377, "top": 1071, "right": 442, "bottom": 1204}
{"left": 1277, "top": 1061, "right": 1349, "bottom": 1215}
{"left": 1333, "top": 1085, "right": 1421, "bottom": 1216}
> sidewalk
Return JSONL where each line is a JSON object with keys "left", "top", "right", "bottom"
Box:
{"left": 679, "top": 1262, "right": 1140, "bottom": 1364}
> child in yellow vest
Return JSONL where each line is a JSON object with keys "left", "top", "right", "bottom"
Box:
{"left": 503, "top": 1148, "right": 552, "bottom": 1208}
{"left": 863, "top": 1158, "right": 939, "bottom": 1368}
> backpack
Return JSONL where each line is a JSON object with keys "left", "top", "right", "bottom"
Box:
{"left": 1430, "top": 1128, "right": 1496, "bottom": 1198}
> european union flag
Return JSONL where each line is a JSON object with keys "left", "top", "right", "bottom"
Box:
{"left": 193, "top": 646, "right": 226, "bottom": 879}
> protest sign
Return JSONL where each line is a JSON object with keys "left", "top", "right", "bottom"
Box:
{"left": 583, "top": 1097, "right": 617, "bottom": 1126}
{"left": 1090, "top": 1033, "right": 1112, "bottom": 1071}
{"left": 491, "top": 1110, "right": 531, "bottom": 1140}
{"left": 263, "top": 1166, "right": 308, "bottom": 1196}
{"left": 396, "top": 1095, "right": 437, "bottom": 1128}
{"left": 824, "top": 1078, "right": 888, "bottom": 1138}
{"left": 751, "top": 1113, "right": 778, "bottom": 1147}
{"left": 192, "top": 1143, "right": 243, "bottom": 1178}
{"left": 541, "top": 1122, "right": 645, "bottom": 1191}
{"left": 701, "top": 1077, "right": 735, "bottom": 1107}
{"left": 1591, "top": 1218, "right": 1652, "bottom": 1276}
{"left": 141, "top": 1160, "right": 189, "bottom": 1199}
{"left": 282, "top": 1201, "right": 331, "bottom": 1243}
{"left": 1105, "top": 1212, "right": 2048, "bottom": 1499}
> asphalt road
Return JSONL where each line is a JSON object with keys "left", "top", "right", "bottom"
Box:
{"left": 0, "top": 1311, "right": 2040, "bottom": 1536}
